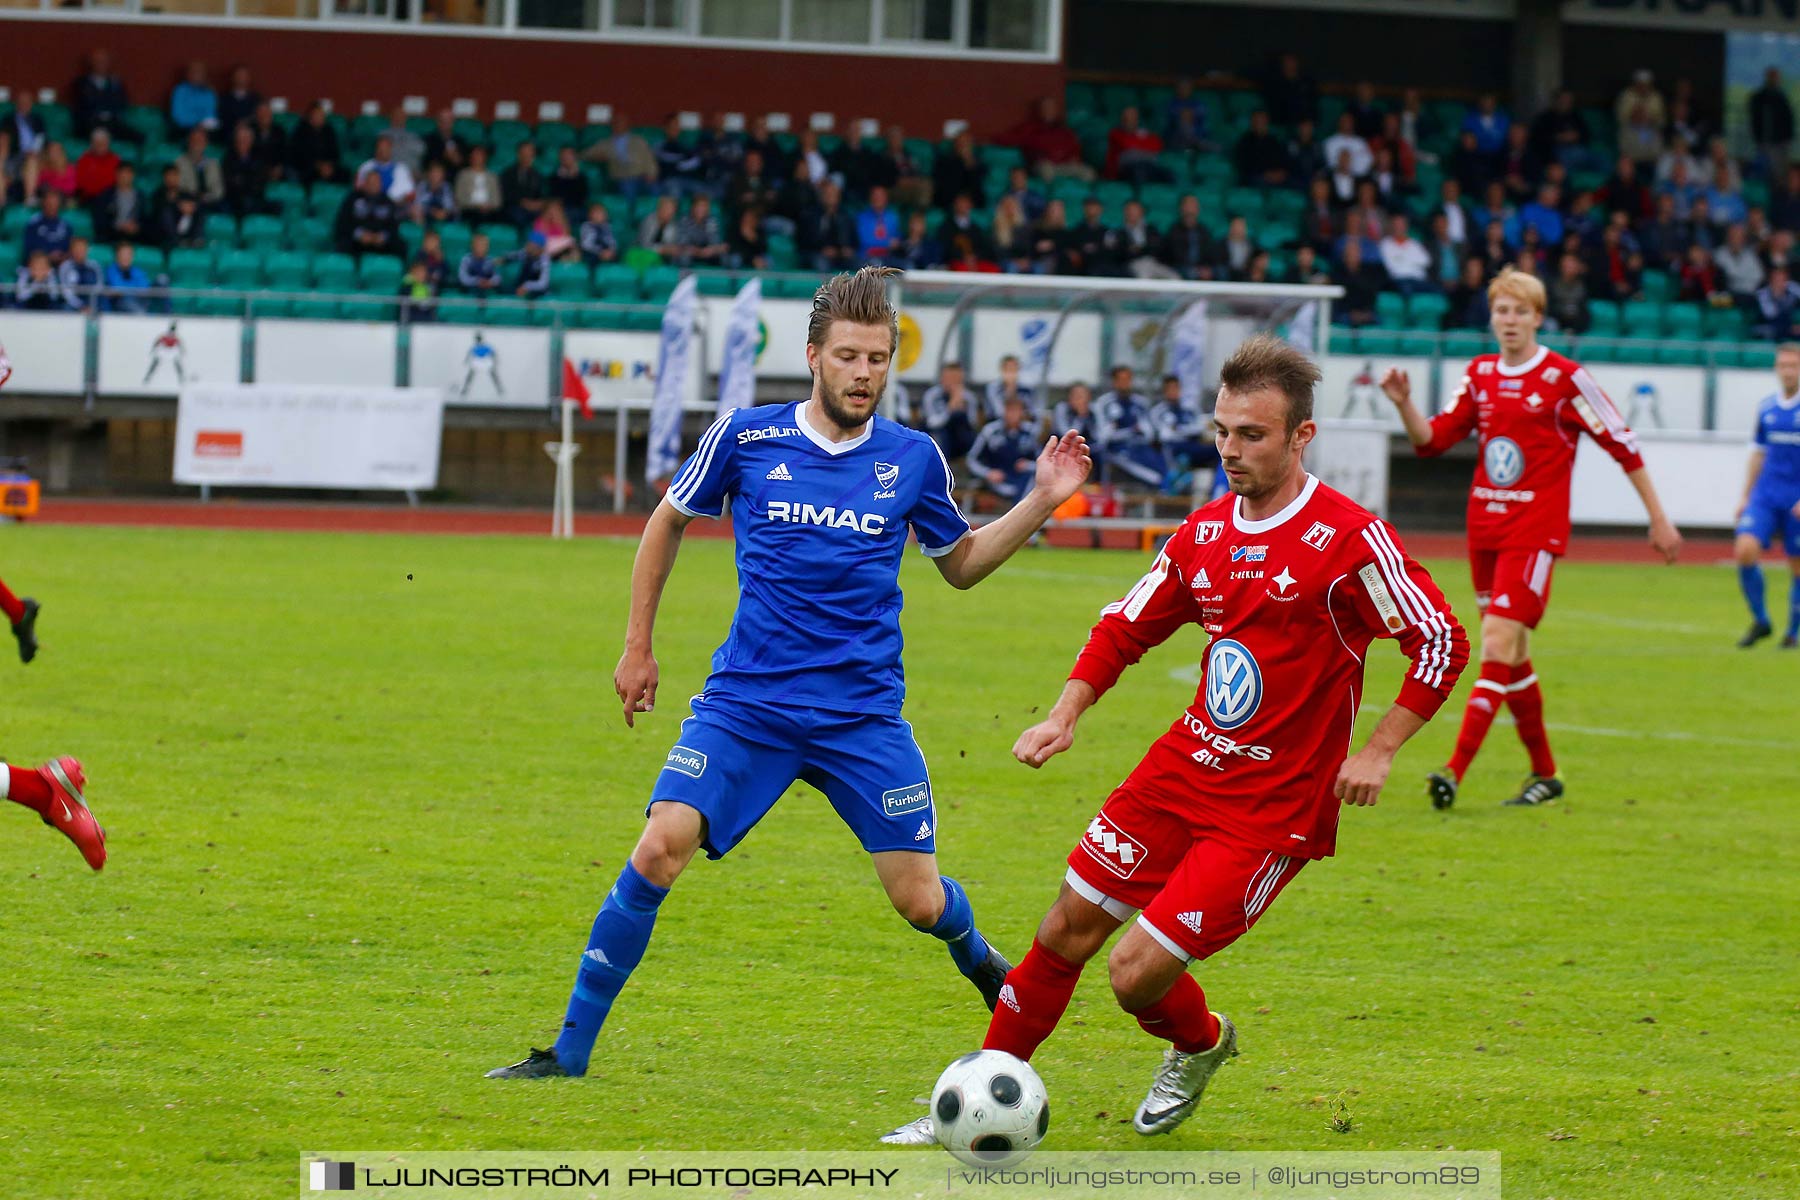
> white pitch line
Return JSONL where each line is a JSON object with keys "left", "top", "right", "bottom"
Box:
{"left": 1552, "top": 610, "right": 1717, "bottom": 636}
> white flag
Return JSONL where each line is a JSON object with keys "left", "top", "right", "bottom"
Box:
{"left": 716, "top": 276, "right": 762, "bottom": 416}
{"left": 1170, "top": 301, "right": 1209, "bottom": 411}
{"left": 1285, "top": 300, "right": 1319, "bottom": 356}
{"left": 646, "top": 274, "right": 699, "bottom": 484}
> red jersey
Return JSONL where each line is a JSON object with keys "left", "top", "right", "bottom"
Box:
{"left": 1068, "top": 476, "right": 1469, "bottom": 858}
{"left": 1422, "top": 346, "right": 1644, "bottom": 554}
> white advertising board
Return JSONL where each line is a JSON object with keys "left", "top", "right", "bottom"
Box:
{"left": 1569, "top": 431, "right": 1746, "bottom": 530}
{"left": 563, "top": 330, "right": 702, "bottom": 409}
{"left": 1714, "top": 369, "right": 1782, "bottom": 439}
{"left": 1321, "top": 354, "right": 1425, "bottom": 431}
{"left": 98, "top": 315, "right": 242, "bottom": 397}
{"left": 0, "top": 312, "right": 87, "bottom": 395}
{"left": 173, "top": 384, "right": 443, "bottom": 490}
{"left": 409, "top": 325, "right": 552, "bottom": 408}
{"left": 1306, "top": 419, "right": 1392, "bottom": 517}
{"left": 253, "top": 319, "right": 398, "bottom": 388}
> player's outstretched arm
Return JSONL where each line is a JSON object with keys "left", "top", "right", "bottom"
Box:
{"left": 1013, "top": 680, "right": 1098, "bottom": 769}
{"left": 1379, "top": 368, "right": 1434, "bottom": 448}
{"left": 1624, "top": 467, "right": 1682, "bottom": 563}
{"left": 933, "top": 432, "right": 1092, "bottom": 589}
{"left": 614, "top": 497, "right": 695, "bottom": 727}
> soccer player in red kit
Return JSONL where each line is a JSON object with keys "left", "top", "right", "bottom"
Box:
{"left": 884, "top": 336, "right": 1467, "bottom": 1143}
{"left": 1380, "top": 268, "right": 1682, "bottom": 809}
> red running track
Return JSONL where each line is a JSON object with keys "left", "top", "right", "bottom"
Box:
{"left": 25, "top": 496, "right": 1721, "bottom": 564}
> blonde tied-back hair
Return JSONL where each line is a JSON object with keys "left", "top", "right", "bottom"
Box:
{"left": 1487, "top": 265, "right": 1546, "bottom": 315}
{"left": 1217, "top": 333, "right": 1321, "bottom": 433}
{"left": 808, "top": 265, "right": 903, "bottom": 352}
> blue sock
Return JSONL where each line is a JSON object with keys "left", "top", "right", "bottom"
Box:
{"left": 1788, "top": 575, "right": 1800, "bottom": 638}
{"left": 1740, "top": 564, "right": 1769, "bottom": 626}
{"left": 552, "top": 862, "right": 669, "bottom": 1076}
{"left": 913, "top": 876, "right": 991, "bottom": 978}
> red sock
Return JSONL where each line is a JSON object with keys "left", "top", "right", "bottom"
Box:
{"left": 1446, "top": 660, "right": 1512, "bottom": 782}
{"left": 2, "top": 763, "right": 51, "bottom": 816}
{"left": 981, "top": 939, "right": 1084, "bottom": 1061}
{"left": 1505, "top": 659, "right": 1557, "bottom": 777}
{"left": 1124, "top": 972, "right": 1220, "bottom": 1053}
{"left": 0, "top": 579, "right": 23, "bottom": 626}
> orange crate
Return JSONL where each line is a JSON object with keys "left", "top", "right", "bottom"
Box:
{"left": 1, "top": 478, "right": 40, "bottom": 519}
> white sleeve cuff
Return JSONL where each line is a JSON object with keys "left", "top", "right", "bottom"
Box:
{"left": 666, "top": 493, "right": 719, "bottom": 520}
{"left": 920, "top": 528, "right": 971, "bottom": 558}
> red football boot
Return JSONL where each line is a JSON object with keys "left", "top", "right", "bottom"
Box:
{"left": 39, "top": 757, "right": 105, "bottom": 871}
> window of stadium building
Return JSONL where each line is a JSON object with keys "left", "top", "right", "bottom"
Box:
{"left": 612, "top": 0, "right": 686, "bottom": 27}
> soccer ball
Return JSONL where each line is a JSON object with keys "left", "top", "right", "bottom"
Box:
{"left": 930, "top": 1050, "right": 1049, "bottom": 1168}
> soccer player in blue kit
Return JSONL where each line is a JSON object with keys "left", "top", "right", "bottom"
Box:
{"left": 489, "top": 267, "right": 1093, "bottom": 1079}
{"left": 1734, "top": 342, "right": 1800, "bottom": 649}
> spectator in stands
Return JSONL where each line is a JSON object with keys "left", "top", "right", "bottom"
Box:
{"left": 583, "top": 109, "right": 657, "bottom": 199}
{"left": 1564, "top": 190, "right": 1601, "bottom": 245}
{"left": 740, "top": 114, "right": 782, "bottom": 178}
{"left": 511, "top": 233, "right": 551, "bottom": 299}
{"left": 169, "top": 61, "right": 218, "bottom": 136}
{"left": 1300, "top": 176, "right": 1340, "bottom": 254}
{"left": 14, "top": 250, "right": 61, "bottom": 310}
{"left": 1771, "top": 164, "right": 1800, "bottom": 230}
{"left": 336, "top": 170, "right": 404, "bottom": 259}
{"left": 1658, "top": 157, "right": 1702, "bottom": 222}
{"left": 1233, "top": 109, "right": 1290, "bottom": 188}
{"left": 290, "top": 102, "right": 342, "bottom": 184}
{"left": 983, "top": 354, "right": 1040, "bottom": 425}
{"left": 1638, "top": 192, "right": 1688, "bottom": 271}
{"left": 104, "top": 241, "right": 150, "bottom": 313}
{"left": 397, "top": 259, "right": 438, "bottom": 323}
{"left": 381, "top": 105, "right": 425, "bottom": 177}
{"left": 147, "top": 164, "right": 182, "bottom": 244}
{"left": 1025, "top": 199, "right": 1074, "bottom": 275}
{"left": 856, "top": 185, "right": 904, "bottom": 263}
{"left": 1753, "top": 264, "right": 1800, "bottom": 339}
{"left": 1161, "top": 192, "right": 1215, "bottom": 280}
{"left": 358, "top": 134, "right": 417, "bottom": 206}
{"left": 501, "top": 141, "right": 547, "bottom": 228}
{"left": 985, "top": 195, "right": 1031, "bottom": 273}
{"left": 546, "top": 145, "right": 588, "bottom": 216}
{"left": 72, "top": 49, "right": 129, "bottom": 141}
{"left": 1113, "top": 198, "right": 1173, "bottom": 279}
{"left": 56, "top": 235, "right": 100, "bottom": 312}
{"left": 1655, "top": 133, "right": 1702, "bottom": 187}
{"left": 773, "top": 157, "right": 819, "bottom": 230}
{"left": 995, "top": 166, "right": 1043, "bottom": 223}
{"left": 1677, "top": 243, "right": 1726, "bottom": 306}
{"left": 1331, "top": 236, "right": 1387, "bottom": 326}
{"left": 968, "top": 395, "right": 1039, "bottom": 500}
{"left": 893, "top": 210, "right": 943, "bottom": 271}
{"left": 1286, "top": 118, "right": 1325, "bottom": 187}
{"left": 693, "top": 114, "right": 742, "bottom": 195}
{"left": 1750, "top": 67, "right": 1795, "bottom": 177}
{"left": 1616, "top": 70, "right": 1666, "bottom": 166}
{"left": 1105, "top": 106, "right": 1168, "bottom": 184}
{"left": 654, "top": 116, "right": 706, "bottom": 196}
{"left": 1261, "top": 53, "right": 1318, "bottom": 128}
{"left": 1519, "top": 183, "right": 1565, "bottom": 246}
{"left": 423, "top": 109, "right": 467, "bottom": 174}
{"left": 1053, "top": 382, "right": 1099, "bottom": 449}
{"left": 726, "top": 149, "right": 780, "bottom": 226}
{"left": 1285, "top": 242, "right": 1331, "bottom": 286}
{"left": 1543, "top": 251, "right": 1590, "bottom": 332}
{"left": 921, "top": 361, "right": 978, "bottom": 460}
{"left": 1323, "top": 112, "right": 1373, "bottom": 179}
{"left": 164, "top": 191, "right": 205, "bottom": 249}
{"left": 1163, "top": 79, "right": 1214, "bottom": 153}
{"left": 864, "top": 125, "right": 932, "bottom": 213}
{"left": 577, "top": 202, "right": 618, "bottom": 266}
{"left": 1367, "top": 146, "right": 1400, "bottom": 206}
{"left": 724, "top": 206, "right": 769, "bottom": 271}
{"left": 998, "top": 96, "right": 1094, "bottom": 183}
{"left": 249, "top": 102, "right": 286, "bottom": 181}
{"left": 1472, "top": 180, "right": 1519, "bottom": 246}
{"left": 1433, "top": 178, "right": 1468, "bottom": 248}
{"left": 1440, "top": 255, "right": 1489, "bottom": 329}
{"left": 930, "top": 129, "right": 986, "bottom": 211}
{"left": 412, "top": 228, "right": 449, "bottom": 294}
{"left": 218, "top": 67, "right": 260, "bottom": 141}
{"left": 1715, "top": 222, "right": 1766, "bottom": 299}
{"left": 1496, "top": 123, "right": 1539, "bottom": 203}
{"left": 36, "top": 142, "right": 76, "bottom": 204}
{"left": 797, "top": 180, "right": 857, "bottom": 273}
{"left": 8, "top": 90, "right": 48, "bottom": 181}
{"left": 1595, "top": 154, "right": 1652, "bottom": 222}
{"left": 1586, "top": 214, "right": 1644, "bottom": 302}
{"left": 1461, "top": 93, "right": 1510, "bottom": 158}
{"left": 936, "top": 191, "right": 992, "bottom": 262}
{"left": 1376, "top": 213, "right": 1431, "bottom": 295}
{"left": 533, "top": 198, "right": 576, "bottom": 261}
{"left": 24, "top": 190, "right": 73, "bottom": 264}
{"left": 1164, "top": 105, "right": 1209, "bottom": 158}
{"left": 457, "top": 230, "right": 501, "bottom": 295}
{"left": 1529, "top": 89, "right": 1594, "bottom": 172}
{"left": 677, "top": 194, "right": 726, "bottom": 265}
{"left": 222, "top": 123, "right": 273, "bottom": 217}
{"left": 1449, "top": 129, "right": 1493, "bottom": 198}
{"left": 415, "top": 160, "right": 457, "bottom": 225}
{"left": 1699, "top": 135, "right": 1742, "bottom": 192}
{"left": 1067, "top": 197, "right": 1114, "bottom": 276}
{"left": 173, "top": 128, "right": 224, "bottom": 211}
{"left": 1094, "top": 365, "right": 1164, "bottom": 489}
{"left": 1342, "top": 180, "right": 1386, "bottom": 248}
{"left": 1422, "top": 212, "right": 1462, "bottom": 289}
{"left": 1214, "top": 214, "right": 1258, "bottom": 281}
{"left": 455, "top": 145, "right": 502, "bottom": 225}
{"left": 795, "top": 128, "right": 838, "bottom": 189}
{"left": 92, "top": 161, "right": 143, "bottom": 244}
{"left": 637, "top": 193, "right": 683, "bottom": 260}
{"left": 72, "top": 128, "right": 119, "bottom": 203}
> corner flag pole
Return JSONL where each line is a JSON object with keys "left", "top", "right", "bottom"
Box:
{"left": 547, "top": 359, "right": 592, "bottom": 539}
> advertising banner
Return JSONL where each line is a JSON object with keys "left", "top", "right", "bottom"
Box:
{"left": 98, "top": 315, "right": 242, "bottom": 397}
{"left": 409, "top": 325, "right": 552, "bottom": 408}
{"left": 173, "top": 384, "right": 443, "bottom": 490}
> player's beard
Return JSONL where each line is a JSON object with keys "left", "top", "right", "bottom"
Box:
{"left": 1223, "top": 442, "right": 1297, "bottom": 502}
{"left": 817, "top": 376, "right": 885, "bottom": 431}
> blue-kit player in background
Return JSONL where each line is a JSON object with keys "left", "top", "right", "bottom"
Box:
{"left": 489, "top": 266, "right": 1093, "bottom": 1079}
{"left": 1734, "top": 342, "right": 1800, "bottom": 649}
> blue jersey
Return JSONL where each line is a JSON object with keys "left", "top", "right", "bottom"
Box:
{"left": 666, "top": 401, "right": 972, "bottom": 714}
{"left": 1751, "top": 393, "right": 1800, "bottom": 501}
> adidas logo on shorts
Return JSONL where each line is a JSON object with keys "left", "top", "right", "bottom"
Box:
{"left": 913, "top": 819, "right": 932, "bottom": 842}
{"left": 766, "top": 462, "right": 794, "bottom": 480}
{"left": 1177, "top": 911, "right": 1204, "bottom": 935}
{"left": 998, "top": 984, "right": 1021, "bottom": 1013}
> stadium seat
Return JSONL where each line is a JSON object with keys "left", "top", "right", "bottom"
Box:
{"left": 1442, "top": 330, "right": 1490, "bottom": 359}
{"left": 1585, "top": 300, "right": 1622, "bottom": 337}
{"left": 483, "top": 300, "right": 533, "bottom": 326}
{"left": 694, "top": 270, "right": 738, "bottom": 297}
{"left": 65, "top": 210, "right": 95, "bottom": 242}
{"left": 1397, "top": 333, "right": 1438, "bottom": 357}
{"left": 435, "top": 298, "right": 486, "bottom": 325}
{"left": 436, "top": 224, "right": 473, "bottom": 262}
{"left": 1, "top": 207, "right": 32, "bottom": 239}
{"left": 482, "top": 225, "right": 521, "bottom": 255}
{"left": 357, "top": 255, "right": 404, "bottom": 292}
{"left": 641, "top": 265, "right": 684, "bottom": 303}
{"left": 1704, "top": 306, "right": 1748, "bottom": 341}
{"left": 1639, "top": 269, "right": 1675, "bottom": 302}
{"left": 288, "top": 296, "right": 338, "bottom": 320}
{"left": 122, "top": 105, "right": 167, "bottom": 144}
{"left": 1621, "top": 300, "right": 1664, "bottom": 337}
{"left": 594, "top": 263, "right": 642, "bottom": 300}
{"left": 310, "top": 183, "right": 350, "bottom": 219}
{"left": 240, "top": 214, "right": 285, "bottom": 250}
{"left": 1356, "top": 329, "right": 1403, "bottom": 355}
{"left": 289, "top": 218, "right": 334, "bottom": 253}
{"left": 1407, "top": 293, "right": 1449, "bottom": 329}
{"left": 167, "top": 247, "right": 214, "bottom": 286}
{"left": 490, "top": 118, "right": 533, "bottom": 147}
{"left": 203, "top": 213, "right": 240, "bottom": 247}
{"left": 134, "top": 246, "right": 167, "bottom": 277}
{"left": 1661, "top": 302, "right": 1703, "bottom": 339}
{"left": 1224, "top": 187, "right": 1265, "bottom": 219}
{"left": 1654, "top": 342, "right": 1706, "bottom": 366}
{"left": 536, "top": 121, "right": 577, "bottom": 152}
{"left": 1374, "top": 292, "right": 1408, "bottom": 329}
{"left": 312, "top": 252, "right": 359, "bottom": 292}
{"left": 337, "top": 298, "right": 389, "bottom": 322}
{"left": 550, "top": 262, "right": 593, "bottom": 299}
{"left": 262, "top": 250, "right": 313, "bottom": 290}
{"left": 216, "top": 248, "right": 262, "bottom": 289}
{"left": 453, "top": 117, "right": 487, "bottom": 146}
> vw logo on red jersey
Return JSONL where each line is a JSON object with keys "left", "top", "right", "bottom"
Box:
{"left": 1484, "top": 437, "right": 1525, "bottom": 487}
{"left": 1204, "top": 638, "right": 1262, "bottom": 730}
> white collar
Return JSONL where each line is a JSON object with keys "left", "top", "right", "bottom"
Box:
{"left": 1495, "top": 345, "right": 1549, "bottom": 377}
{"left": 1232, "top": 473, "right": 1319, "bottom": 533}
{"left": 1777, "top": 389, "right": 1800, "bottom": 409}
{"left": 797, "top": 400, "right": 873, "bottom": 456}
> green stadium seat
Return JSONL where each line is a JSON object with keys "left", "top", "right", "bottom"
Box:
{"left": 289, "top": 217, "right": 333, "bottom": 252}
{"left": 528, "top": 301, "right": 565, "bottom": 327}
{"left": 262, "top": 250, "right": 313, "bottom": 290}
{"left": 312, "top": 252, "right": 358, "bottom": 292}
{"left": 1407, "top": 293, "right": 1449, "bottom": 328}
{"left": 1064, "top": 82, "right": 1099, "bottom": 119}
{"left": 240, "top": 213, "right": 285, "bottom": 250}
{"left": 550, "top": 261, "right": 592, "bottom": 299}
{"left": 309, "top": 183, "right": 350, "bottom": 219}
{"left": 0, "top": 245, "right": 20, "bottom": 281}
{"left": 1703, "top": 305, "right": 1747, "bottom": 341}
{"left": 536, "top": 121, "right": 577, "bottom": 152}
{"left": 482, "top": 225, "right": 521, "bottom": 255}
{"left": 1638, "top": 269, "right": 1675, "bottom": 302}
{"left": 594, "top": 263, "right": 642, "bottom": 300}
{"left": 1620, "top": 300, "right": 1664, "bottom": 337}
{"left": 489, "top": 119, "right": 533, "bottom": 147}
{"left": 1094, "top": 180, "right": 1134, "bottom": 208}
{"left": 122, "top": 105, "right": 167, "bottom": 144}
{"left": 641, "top": 265, "right": 684, "bottom": 303}
{"left": 167, "top": 247, "right": 214, "bottom": 285}
{"left": 197, "top": 294, "right": 240, "bottom": 317}
{"left": 337, "top": 298, "right": 389, "bottom": 322}
{"left": 768, "top": 274, "right": 822, "bottom": 300}
{"left": 357, "top": 255, "right": 404, "bottom": 292}
{"left": 454, "top": 117, "right": 488, "bottom": 146}
{"left": 288, "top": 297, "right": 338, "bottom": 321}
{"left": 694, "top": 269, "right": 737, "bottom": 297}
{"left": 435, "top": 224, "right": 473, "bottom": 262}
{"left": 203, "top": 213, "right": 239, "bottom": 247}
{"left": 1356, "top": 329, "right": 1403, "bottom": 355}
{"left": 1661, "top": 302, "right": 1703, "bottom": 338}
{"left": 483, "top": 300, "right": 533, "bottom": 326}
{"left": 984, "top": 146, "right": 1024, "bottom": 171}
{"left": 64, "top": 210, "right": 94, "bottom": 242}
{"left": 1442, "top": 330, "right": 1490, "bottom": 358}
{"left": 216, "top": 248, "right": 262, "bottom": 288}
{"left": 134, "top": 246, "right": 167, "bottom": 277}
{"left": 1576, "top": 339, "right": 1616, "bottom": 363}
{"left": 434, "top": 298, "right": 486, "bottom": 325}
{"left": 1654, "top": 341, "right": 1706, "bottom": 365}
{"left": 1397, "top": 333, "right": 1438, "bottom": 357}
{"left": 1099, "top": 84, "right": 1141, "bottom": 116}
{"left": 349, "top": 113, "right": 387, "bottom": 151}
{"left": 1585, "top": 300, "right": 1622, "bottom": 337}
{"left": 1224, "top": 187, "right": 1265, "bottom": 219}
{"left": 1326, "top": 327, "right": 1358, "bottom": 356}
{"left": 1612, "top": 336, "right": 1659, "bottom": 363}
{"left": 0, "top": 207, "right": 30, "bottom": 238}
{"left": 1374, "top": 291, "right": 1408, "bottom": 328}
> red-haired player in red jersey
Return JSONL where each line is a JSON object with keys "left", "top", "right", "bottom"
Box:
{"left": 1380, "top": 268, "right": 1682, "bottom": 810}
{"left": 884, "top": 336, "right": 1467, "bottom": 1144}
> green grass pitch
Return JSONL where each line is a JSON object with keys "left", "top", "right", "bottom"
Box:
{"left": 1, "top": 524, "right": 1794, "bottom": 1198}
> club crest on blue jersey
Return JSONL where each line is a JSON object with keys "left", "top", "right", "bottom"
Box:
{"left": 875, "top": 461, "right": 900, "bottom": 489}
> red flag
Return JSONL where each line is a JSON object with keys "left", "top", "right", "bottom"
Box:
{"left": 561, "top": 357, "right": 591, "bottom": 420}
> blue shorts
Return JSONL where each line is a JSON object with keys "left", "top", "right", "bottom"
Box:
{"left": 649, "top": 693, "right": 937, "bottom": 859}
{"left": 1738, "top": 493, "right": 1800, "bottom": 556}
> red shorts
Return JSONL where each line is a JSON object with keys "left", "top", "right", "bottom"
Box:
{"left": 1065, "top": 771, "right": 1306, "bottom": 963}
{"left": 1470, "top": 547, "right": 1557, "bottom": 629}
